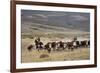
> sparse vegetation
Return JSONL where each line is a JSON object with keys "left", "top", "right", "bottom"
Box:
{"left": 21, "top": 32, "right": 90, "bottom": 63}
{"left": 21, "top": 47, "right": 90, "bottom": 63}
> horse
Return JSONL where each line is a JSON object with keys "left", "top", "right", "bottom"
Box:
{"left": 34, "top": 38, "right": 44, "bottom": 51}
{"left": 37, "top": 41, "right": 44, "bottom": 51}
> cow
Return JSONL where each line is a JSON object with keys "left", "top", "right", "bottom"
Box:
{"left": 67, "top": 41, "right": 74, "bottom": 51}
{"left": 63, "top": 42, "right": 68, "bottom": 49}
{"left": 51, "top": 42, "right": 57, "bottom": 51}
{"left": 57, "top": 41, "right": 65, "bottom": 51}
{"left": 74, "top": 40, "right": 81, "bottom": 49}
{"left": 44, "top": 42, "right": 51, "bottom": 53}
{"left": 88, "top": 40, "right": 90, "bottom": 47}
{"left": 80, "top": 40, "right": 88, "bottom": 48}
{"left": 27, "top": 44, "right": 33, "bottom": 51}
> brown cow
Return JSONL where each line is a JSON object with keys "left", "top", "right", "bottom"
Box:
{"left": 44, "top": 42, "right": 51, "bottom": 53}
{"left": 67, "top": 41, "right": 74, "bottom": 51}
{"left": 27, "top": 44, "right": 33, "bottom": 51}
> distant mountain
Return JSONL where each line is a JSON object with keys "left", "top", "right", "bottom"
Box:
{"left": 21, "top": 10, "right": 90, "bottom": 33}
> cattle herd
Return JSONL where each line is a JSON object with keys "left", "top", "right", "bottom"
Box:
{"left": 27, "top": 37, "right": 90, "bottom": 53}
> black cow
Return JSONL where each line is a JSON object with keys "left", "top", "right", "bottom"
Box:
{"left": 51, "top": 42, "right": 57, "bottom": 51}
{"left": 88, "top": 40, "right": 90, "bottom": 47}
{"left": 80, "top": 40, "right": 87, "bottom": 47}
{"left": 67, "top": 41, "right": 74, "bottom": 51}
{"left": 75, "top": 41, "right": 80, "bottom": 48}
{"left": 57, "top": 41, "right": 65, "bottom": 51}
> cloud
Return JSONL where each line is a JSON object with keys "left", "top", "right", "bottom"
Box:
{"left": 36, "top": 14, "right": 47, "bottom": 18}
{"left": 36, "top": 18, "right": 48, "bottom": 21}
{"left": 26, "top": 15, "right": 36, "bottom": 19}
{"left": 70, "top": 15, "right": 88, "bottom": 21}
{"left": 46, "top": 12, "right": 66, "bottom": 17}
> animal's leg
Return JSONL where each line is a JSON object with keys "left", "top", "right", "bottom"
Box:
{"left": 47, "top": 48, "right": 51, "bottom": 53}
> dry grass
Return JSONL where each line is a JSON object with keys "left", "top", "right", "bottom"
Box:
{"left": 21, "top": 47, "right": 90, "bottom": 63}
{"left": 21, "top": 36, "right": 90, "bottom": 63}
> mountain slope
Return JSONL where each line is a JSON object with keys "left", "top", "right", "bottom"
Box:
{"left": 21, "top": 10, "right": 90, "bottom": 33}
